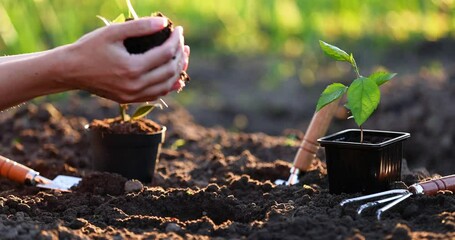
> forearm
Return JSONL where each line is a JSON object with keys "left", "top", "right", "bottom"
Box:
{"left": 0, "top": 47, "right": 71, "bottom": 110}
{"left": 0, "top": 50, "right": 49, "bottom": 63}
{"left": 0, "top": 17, "right": 189, "bottom": 109}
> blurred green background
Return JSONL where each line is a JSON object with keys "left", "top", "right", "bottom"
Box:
{"left": 1, "top": 0, "right": 454, "bottom": 55}
{"left": 1, "top": 0, "right": 455, "bottom": 133}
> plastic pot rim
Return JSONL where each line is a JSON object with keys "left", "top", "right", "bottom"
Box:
{"left": 318, "top": 129, "right": 410, "bottom": 149}
{"left": 84, "top": 124, "right": 166, "bottom": 136}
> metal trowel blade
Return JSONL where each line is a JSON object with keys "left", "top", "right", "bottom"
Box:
{"left": 36, "top": 175, "right": 82, "bottom": 192}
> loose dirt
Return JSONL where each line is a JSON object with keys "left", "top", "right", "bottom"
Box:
{"left": 0, "top": 97, "right": 453, "bottom": 239}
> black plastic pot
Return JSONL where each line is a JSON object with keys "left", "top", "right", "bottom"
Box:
{"left": 318, "top": 129, "right": 410, "bottom": 194}
{"left": 87, "top": 126, "right": 166, "bottom": 183}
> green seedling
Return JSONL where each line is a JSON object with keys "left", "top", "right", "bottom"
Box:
{"left": 316, "top": 40, "right": 396, "bottom": 142}
{"left": 97, "top": 0, "right": 139, "bottom": 25}
{"left": 117, "top": 102, "right": 164, "bottom": 122}
{"left": 97, "top": 0, "right": 166, "bottom": 122}
{"left": 170, "top": 139, "right": 186, "bottom": 150}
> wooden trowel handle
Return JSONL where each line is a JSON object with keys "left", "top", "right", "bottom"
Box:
{"left": 0, "top": 155, "right": 36, "bottom": 184}
{"left": 293, "top": 99, "right": 340, "bottom": 171}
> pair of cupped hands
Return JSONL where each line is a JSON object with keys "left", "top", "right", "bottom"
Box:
{"left": 63, "top": 16, "right": 189, "bottom": 103}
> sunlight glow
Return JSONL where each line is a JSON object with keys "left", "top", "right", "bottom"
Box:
{"left": 0, "top": 2, "right": 18, "bottom": 47}
{"left": 275, "top": 0, "right": 302, "bottom": 32}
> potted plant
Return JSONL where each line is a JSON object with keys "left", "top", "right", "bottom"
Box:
{"left": 316, "top": 41, "right": 410, "bottom": 194}
{"left": 86, "top": 0, "right": 189, "bottom": 183}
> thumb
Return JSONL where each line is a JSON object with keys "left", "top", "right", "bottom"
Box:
{"left": 108, "top": 17, "right": 168, "bottom": 40}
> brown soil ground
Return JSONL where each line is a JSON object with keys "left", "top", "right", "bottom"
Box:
{"left": 1, "top": 39, "right": 455, "bottom": 239}
{"left": 0, "top": 96, "right": 453, "bottom": 239}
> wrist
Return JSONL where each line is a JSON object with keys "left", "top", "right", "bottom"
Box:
{"left": 48, "top": 44, "right": 78, "bottom": 92}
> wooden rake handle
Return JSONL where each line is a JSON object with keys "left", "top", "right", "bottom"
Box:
{"left": 293, "top": 99, "right": 340, "bottom": 171}
{"left": 411, "top": 174, "right": 455, "bottom": 195}
{"left": 0, "top": 155, "right": 36, "bottom": 184}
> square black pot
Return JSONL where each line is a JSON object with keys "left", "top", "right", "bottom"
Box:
{"left": 318, "top": 129, "right": 410, "bottom": 194}
{"left": 87, "top": 126, "right": 166, "bottom": 183}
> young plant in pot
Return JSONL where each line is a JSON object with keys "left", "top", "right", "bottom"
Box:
{"left": 87, "top": 0, "right": 189, "bottom": 183}
{"left": 316, "top": 41, "right": 410, "bottom": 194}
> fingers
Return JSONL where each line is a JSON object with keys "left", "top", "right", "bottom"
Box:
{"left": 126, "top": 52, "right": 184, "bottom": 102}
{"left": 135, "top": 26, "right": 184, "bottom": 72}
{"left": 171, "top": 79, "right": 185, "bottom": 92}
{"left": 140, "top": 46, "right": 184, "bottom": 89}
{"left": 170, "top": 45, "right": 190, "bottom": 92}
{"left": 137, "top": 43, "right": 189, "bottom": 95}
{"left": 108, "top": 17, "right": 168, "bottom": 41}
{"left": 165, "top": 45, "right": 190, "bottom": 92}
{"left": 108, "top": 26, "right": 187, "bottom": 103}
{"left": 183, "top": 45, "right": 190, "bottom": 71}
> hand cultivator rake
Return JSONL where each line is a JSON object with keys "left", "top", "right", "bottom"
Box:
{"left": 340, "top": 174, "right": 455, "bottom": 220}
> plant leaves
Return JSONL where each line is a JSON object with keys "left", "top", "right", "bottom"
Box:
{"left": 346, "top": 77, "right": 380, "bottom": 126}
{"left": 316, "top": 83, "right": 347, "bottom": 111}
{"left": 126, "top": 0, "right": 139, "bottom": 20}
{"left": 119, "top": 104, "right": 130, "bottom": 121}
{"left": 112, "top": 13, "right": 126, "bottom": 23}
{"left": 132, "top": 104, "right": 160, "bottom": 120}
{"left": 349, "top": 53, "right": 355, "bottom": 64}
{"left": 96, "top": 15, "right": 111, "bottom": 26}
{"left": 319, "top": 40, "right": 352, "bottom": 63}
{"left": 369, "top": 72, "right": 396, "bottom": 86}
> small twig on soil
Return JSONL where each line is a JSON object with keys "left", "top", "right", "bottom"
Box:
{"left": 0, "top": 189, "right": 15, "bottom": 197}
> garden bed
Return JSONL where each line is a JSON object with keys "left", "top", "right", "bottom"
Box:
{"left": 0, "top": 97, "right": 453, "bottom": 239}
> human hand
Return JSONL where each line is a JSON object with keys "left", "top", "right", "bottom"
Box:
{"left": 170, "top": 45, "right": 190, "bottom": 92}
{"left": 58, "top": 17, "right": 189, "bottom": 103}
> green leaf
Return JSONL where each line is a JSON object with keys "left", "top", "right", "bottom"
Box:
{"left": 316, "top": 83, "right": 347, "bottom": 111}
{"left": 171, "top": 139, "right": 186, "bottom": 150}
{"left": 369, "top": 72, "right": 397, "bottom": 86}
{"left": 346, "top": 77, "right": 380, "bottom": 126}
{"left": 96, "top": 15, "right": 111, "bottom": 26}
{"left": 349, "top": 53, "right": 355, "bottom": 64}
{"left": 132, "top": 104, "right": 160, "bottom": 120}
{"left": 319, "top": 40, "right": 352, "bottom": 63}
{"left": 112, "top": 13, "right": 126, "bottom": 23}
{"left": 126, "top": 0, "right": 139, "bottom": 20}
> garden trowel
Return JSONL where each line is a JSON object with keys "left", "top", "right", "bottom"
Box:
{"left": 275, "top": 99, "right": 340, "bottom": 185}
{"left": 0, "top": 155, "right": 81, "bottom": 191}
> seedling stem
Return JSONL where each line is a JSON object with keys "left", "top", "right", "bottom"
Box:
{"left": 317, "top": 40, "right": 396, "bottom": 143}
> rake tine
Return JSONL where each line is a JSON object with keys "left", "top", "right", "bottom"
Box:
{"left": 340, "top": 189, "right": 408, "bottom": 207}
{"left": 357, "top": 193, "right": 408, "bottom": 214}
{"left": 376, "top": 192, "right": 413, "bottom": 220}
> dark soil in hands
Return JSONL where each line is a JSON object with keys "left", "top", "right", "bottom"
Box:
{"left": 0, "top": 99, "right": 453, "bottom": 239}
{"left": 123, "top": 12, "right": 190, "bottom": 84}
{"left": 123, "top": 12, "right": 173, "bottom": 54}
